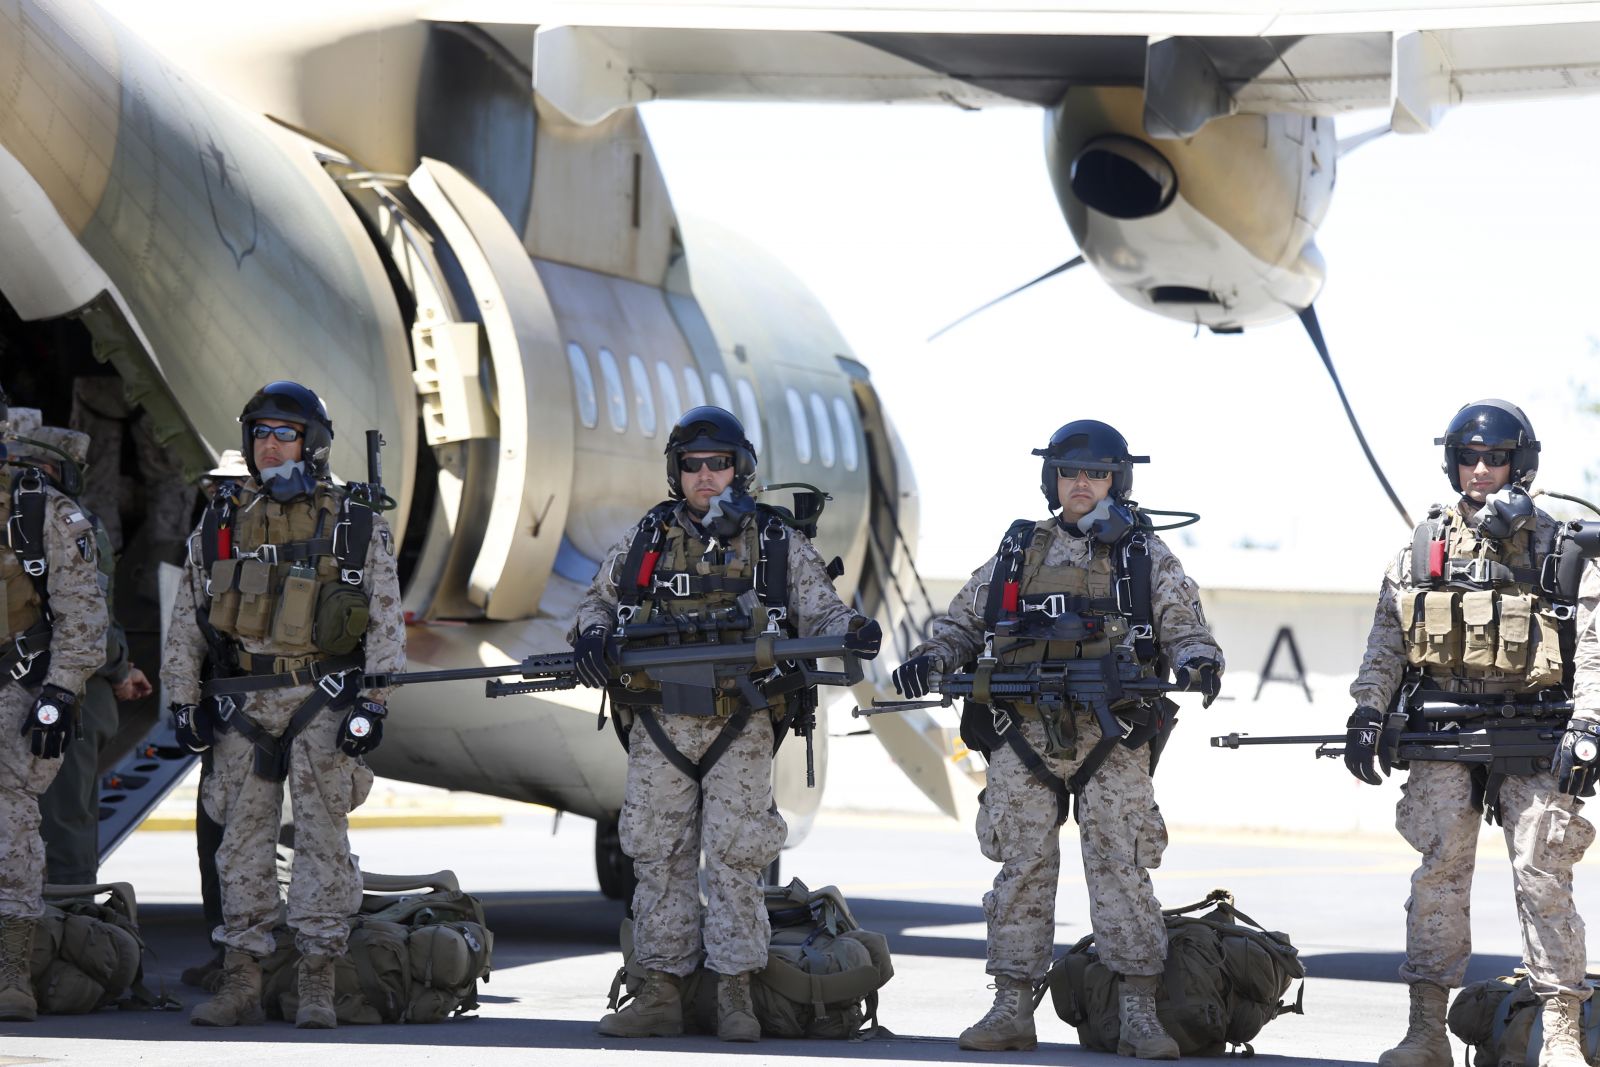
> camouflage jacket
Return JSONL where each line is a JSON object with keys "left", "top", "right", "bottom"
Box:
{"left": 909, "top": 517, "right": 1223, "bottom": 674}
{"left": 571, "top": 502, "right": 862, "bottom": 641}
{"left": 162, "top": 481, "right": 406, "bottom": 705}
{"left": 8, "top": 480, "right": 109, "bottom": 695}
{"left": 1575, "top": 560, "right": 1600, "bottom": 727}
{"left": 1349, "top": 502, "right": 1563, "bottom": 713}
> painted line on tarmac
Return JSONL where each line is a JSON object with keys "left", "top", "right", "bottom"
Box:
{"left": 138, "top": 812, "right": 504, "bottom": 832}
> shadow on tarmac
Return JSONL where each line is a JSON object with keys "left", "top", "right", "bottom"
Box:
{"left": 1300, "top": 950, "right": 1522, "bottom": 985}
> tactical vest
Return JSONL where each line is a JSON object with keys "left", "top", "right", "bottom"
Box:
{"left": 198, "top": 482, "right": 372, "bottom": 660}
{"left": 979, "top": 517, "right": 1156, "bottom": 720}
{"left": 609, "top": 502, "right": 792, "bottom": 718}
{"left": 1401, "top": 505, "right": 1567, "bottom": 694}
{"left": 0, "top": 468, "right": 47, "bottom": 641}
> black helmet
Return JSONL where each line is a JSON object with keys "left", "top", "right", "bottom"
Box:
{"left": 1032, "top": 419, "right": 1148, "bottom": 508}
{"left": 664, "top": 405, "right": 756, "bottom": 499}
{"left": 239, "top": 381, "right": 334, "bottom": 481}
{"left": 1434, "top": 399, "right": 1539, "bottom": 492}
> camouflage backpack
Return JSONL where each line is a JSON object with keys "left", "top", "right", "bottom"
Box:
{"left": 1049, "top": 889, "right": 1305, "bottom": 1056}
{"left": 262, "top": 870, "right": 493, "bottom": 1024}
{"left": 608, "top": 877, "right": 894, "bottom": 1039}
{"left": 1448, "top": 971, "right": 1600, "bottom": 1066}
{"left": 31, "top": 882, "right": 173, "bottom": 1013}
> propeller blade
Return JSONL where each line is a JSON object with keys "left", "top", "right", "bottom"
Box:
{"left": 928, "top": 256, "right": 1085, "bottom": 342}
{"left": 1297, "top": 305, "right": 1413, "bottom": 529}
{"left": 1337, "top": 124, "right": 1390, "bottom": 158}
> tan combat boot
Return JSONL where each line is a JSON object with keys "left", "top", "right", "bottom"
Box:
{"left": 0, "top": 918, "right": 37, "bottom": 1022}
{"left": 716, "top": 972, "right": 761, "bottom": 1042}
{"left": 958, "top": 975, "right": 1037, "bottom": 1051}
{"left": 294, "top": 953, "right": 338, "bottom": 1029}
{"left": 190, "top": 950, "right": 265, "bottom": 1027}
{"left": 597, "top": 970, "right": 684, "bottom": 1037}
{"left": 1378, "top": 981, "right": 1452, "bottom": 1067}
{"left": 1539, "top": 993, "right": 1589, "bottom": 1067}
{"left": 1118, "top": 973, "right": 1179, "bottom": 1059}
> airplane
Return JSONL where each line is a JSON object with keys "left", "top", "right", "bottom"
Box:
{"left": 0, "top": 0, "right": 973, "bottom": 897}
{"left": 6, "top": 0, "right": 1594, "bottom": 894}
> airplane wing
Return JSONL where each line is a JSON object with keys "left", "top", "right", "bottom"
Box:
{"left": 430, "top": 2, "right": 1600, "bottom": 134}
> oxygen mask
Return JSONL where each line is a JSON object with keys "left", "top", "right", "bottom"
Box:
{"left": 701, "top": 486, "right": 756, "bottom": 543}
{"left": 259, "top": 459, "right": 318, "bottom": 502}
{"left": 1073, "top": 498, "right": 1137, "bottom": 544}
{"left": 1474, "top": 485, "right": 1536, "bottom": 539}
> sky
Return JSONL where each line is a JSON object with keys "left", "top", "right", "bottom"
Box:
{"left": 638, "top": 95, "right": 1600, "bottom": 583}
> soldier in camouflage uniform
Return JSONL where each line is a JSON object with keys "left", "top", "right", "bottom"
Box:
{"left": 0, "top": 401, "right": 110, "bottom": 1022}
{"left": 20, "top": 425, "right": 154, "bottom": 887}
{"left": 1347, "top": 400, "right": 1590, "bottom": 1067}
{"left": 573, "top": 406, "right": 881, "bottom": 1043}
{"left": 162, "top": 382, "right": 405, "bottom": 1029}
{"left": 893, "top": 421, "right": 1222, "bottom": 1060}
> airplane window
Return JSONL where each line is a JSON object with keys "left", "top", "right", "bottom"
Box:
{"left": 710, "top": 371, "right": 734, "bottom": 413}
{"left": 683, "top": 367, "right": 707, "bottom": 409}
{"left": 833, "top": 396, "right": 860, "bottom": 471}
{"left": 735, "top": 378, "right": 763, "bottom": 457}
{"left": 629, "top": 354, "right": 656, "bottom": 437}
{"left": 810, "top": 392, "right": 836, "bottom": 468}
{"left": 656, "top": 361, "right": 682, "bottom": 422}
{"left": 598, "top": 348, "right": 627, "bottom": 432}
{"left": 567, "top": 343, "right": 598, "bottom": 429}
{"left": 785, "top": 388, "right": 812, "bottom": 464}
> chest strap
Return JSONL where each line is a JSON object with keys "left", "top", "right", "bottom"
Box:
{"left": 647, "top": 573, "right": 755, "bottom": 599}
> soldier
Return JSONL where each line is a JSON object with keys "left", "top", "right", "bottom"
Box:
{"left": 19, "top": 425, "right": 154, "bottom": 887}
{"left": 1346, "top": 400, "right": 1589, "bottom": 1067}
{"left": 572, "top": 406, "right": 882, "bottom": 1043}
{"left": 892, "top": 420, "right": 1222, "bottom": 1059}
{"left": 162, "top": 382, "right": 405, "bottom": 1029}
{"left": 0, "top": 400, "right": 110, "bottom": 1022}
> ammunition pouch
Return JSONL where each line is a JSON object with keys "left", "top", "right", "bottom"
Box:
{"left": 314, "top": 584, "right": 370, "bottom": 655}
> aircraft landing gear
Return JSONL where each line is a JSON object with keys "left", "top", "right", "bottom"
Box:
{"left": 595, "top": 818, "right": 637, "bottom": 903}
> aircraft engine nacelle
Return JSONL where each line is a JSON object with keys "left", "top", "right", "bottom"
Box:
{"left": 1046, "top": 86, "right": 1335, "bottom": 332}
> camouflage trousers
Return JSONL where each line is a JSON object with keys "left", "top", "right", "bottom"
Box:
{"left": 202, "top": 684, "right": 373, "bottom": 958}
{"left": 39, "top": 675, "right": 120, "bottom": 886}
{"left": 977, "top": 714, "right": 1168, "bottom": 982}
{"left": 0, "top": 682, "right": 69, "bottom": 919}
{"left": 1398, "top": 760, "right": 1592, "bottom": 998}
{"left": 619, "top": 709, "right": 786, "bottom": 978}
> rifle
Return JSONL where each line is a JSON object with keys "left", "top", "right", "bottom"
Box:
{"left": 1211, "top": 701, "right": 1573, "bottom": 820}
{"left": 348, "top": 429, "right": 397, "bottom": 512}
{"left": 365, "top": 632, "right": 865, "bottom": 787}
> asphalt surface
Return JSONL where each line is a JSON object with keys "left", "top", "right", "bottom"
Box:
{"left": 5, "top": 779, "right": 1595, "bottom": 1067}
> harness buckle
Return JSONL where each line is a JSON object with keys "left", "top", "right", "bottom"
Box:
{"left": 991, "top": 705, "right": 1011, "bottom": 737}
{"left": 214, "top": 695, "right": 239, "bottom": 723}
{"left": 1129, "top": 622, "right": 1154, "bottom": 642}
{"left": 247, "top": 543, "right": 280, "bottom": 565}
{"left": 22, "top": 557, "right": 45, "bottom": 577}
{"left": 8, "top": 649, "right": 39, "bottom": 681}
{"left": 1548, "top": 602, "right": 1576, "bottom": 622}
{"left": 318, "top": 668, "right": 352, "bottom": 700}
{"left": 614, "top": 604, "right": 637, "bottom": 637}
{"left": 654, "top": 573, "right": 692, "bottom": 598}
{"left": 764, "top": 606, "right": 788, "bottom": 634}
{"left": 1037, "top": 593, "right": 1066, "bottom": 618}
{"left": 340, "top": 567, "right": 364, "bottom": 586}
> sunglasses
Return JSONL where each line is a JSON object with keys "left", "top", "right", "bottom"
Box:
{"left": 678, "top": 455, "right": 734, "bottom": 473}
{"left": 1053, "top": 466, "right": 1112, "bottom": 481}
{"left": 251, "top": 424, "right": 304, "bottom": 442}
{"left": 1455, "top": 448, "right": 1511, "bottom": 468}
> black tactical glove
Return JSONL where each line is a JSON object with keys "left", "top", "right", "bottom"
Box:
{"left": 573, "top": 625, "right": 615, "bottom": 689}
{"left": 1174, "top": 658, "right": 1221, "bottom": 708}
{"left": 843, "top": 618, "right": 883, "bottom": 660}
{"left": 1556, "top": 720, "right": 1600, "bottom": 797}
{"left": 171, "top": 701, "right": 216, "bottom": 753}
{"left": 1344, "top": 707, "right": 1384, "bottom": 785}
{"left": 892, "top": 655, "right": 935, "bottom": 699}
{"left": 337, "top": 698, "right": 387, "bottom": 758}
{"left": 23, "top": 684, "right": 76, "bottom": 759}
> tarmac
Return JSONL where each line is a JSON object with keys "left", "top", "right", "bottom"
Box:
{"left": 5, "top": 719, "right": 1598, "bottom": 1067}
